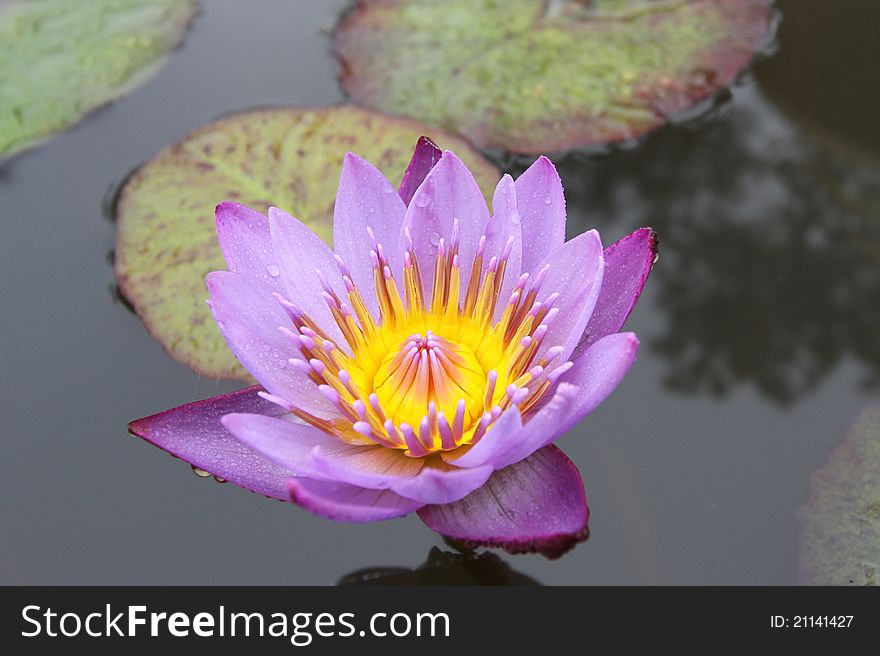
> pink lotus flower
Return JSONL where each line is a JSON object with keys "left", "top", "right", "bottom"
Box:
{"left": 130, "top": 138, "right": 656, "bottom": 558}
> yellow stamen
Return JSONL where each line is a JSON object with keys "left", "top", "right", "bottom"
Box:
{"left": 276, "top": 229, "right": 569, "bottom": 457}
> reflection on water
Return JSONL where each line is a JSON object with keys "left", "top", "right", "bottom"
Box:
{"left": 548, "top": 0, "right": 880, "bottom": 406}
{"left": 337, "top": 547, "right": 540, "bottom": 586}
{"left": 557, "top": 87, "right": 880, "bottom": 404}
{"left": 756, "top": 0, "right": 880, "bottom": 162}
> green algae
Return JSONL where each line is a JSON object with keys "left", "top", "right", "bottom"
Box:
{"left": 334, "top": 0, "right": 773, "bottom": 153}
{"left": 799, "top": 404, "right": 880, "bottom": 585}
{"left": 0, "top": 0, "right": 196, "bottom": 161}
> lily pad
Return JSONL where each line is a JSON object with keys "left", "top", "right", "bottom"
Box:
{"left": 114, "top": 105, "right": 500, "bottom": 380}
{"left": 0, "top": 0, "right": 196, "bottom": 161}
{"left": 799, "top": 404, "right": 880, "bottom": 585}
{"left": 333, "top": 0, "right": 774, "bottom": 153}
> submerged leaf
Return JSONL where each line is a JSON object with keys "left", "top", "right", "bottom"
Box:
{"left": 0, "top": 0, "right": 196, "bottom": 161}
{"left": 799, "top": 404, "right": 880, "bottom": 585}
{"left": 333, "top": 0, "right": 773, "bottom": 153}
{"left": 114, "top": 105, "right": 500, "bottom": 380}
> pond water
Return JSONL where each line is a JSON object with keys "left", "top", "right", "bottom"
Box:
{"left": 2, "top": 0, "right": 878, "bottom": 584}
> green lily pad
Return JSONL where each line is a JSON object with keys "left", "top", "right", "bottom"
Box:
{"left": 333, "top": 0, "right": 773, "bottom": 153}
{"left": 114, "top": 105, "right": 500, "bottom": 380}
{"left": 799, "top": 404, "right": 880, "bottom": 585}
{"left": 0, "top": 0, "right": 197, "bottom": 161}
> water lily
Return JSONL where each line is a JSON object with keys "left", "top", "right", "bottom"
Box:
{"left": 129, "top": 138, "right": 656, "bottom": 558}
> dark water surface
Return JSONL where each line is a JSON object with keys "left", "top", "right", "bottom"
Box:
{"left": 2, "top": 0, "right": 879, "bottom": 584}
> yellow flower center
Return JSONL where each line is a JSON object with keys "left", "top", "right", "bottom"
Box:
{"left": 372, "top": 331, "right": 484, "bottom": 431}
{"left": 277, "top": 222, "right": 568, "bottom": 458}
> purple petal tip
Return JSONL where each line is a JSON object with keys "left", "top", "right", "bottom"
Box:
{"left": 398, "top": 136, "right": 443, "bottom": 206}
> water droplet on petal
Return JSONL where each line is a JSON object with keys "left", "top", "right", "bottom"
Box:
{"left": 192, "top": 466, "right": 212, "bottom": 478}
{"left": 429, "top": 231, "right": 441, "bottom": 246}
{"left": 266, "top": 264, "right": 281, "bottom": 277}
{"left": 544, "top": 195, "right": 552, "bottom": 205}
{"left": 414, "top": 193, "right": 432, "bottom": 208}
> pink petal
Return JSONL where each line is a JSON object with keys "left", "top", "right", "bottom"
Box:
{"left": 128, "top": 387, "right": 294, "bottom": 501}
{"left": 535, "top": 229, "right": 604, "bottom": 361}
{"left": 206, "top": 271, "right": 336, "bottom": 416}
{"left": 333, "top": 153, "right": 407, "bottom": 317}
{"left": 287, "top": 478, "right": 424, "bottom": 522}
{"left": 418, "top": 445, "right": 589, "bottom": 559}
{"left": 452, "top": 333, "right": 639, "bottom": 470}
{"left": 514, "top": 156, "right": 566, "bottom": 275}
{"left": 486, "top": 174, "right": 523, "bottom": 319}
{"left": 398, "top": 136, "right": 442, "bottom": 206}
{"left": 214, "top": 202, "right": 280, "bottom": 290}
{"left": 399, "top": 151, "right": 490, "bottom": 297}
{"left": 390, "top": 462, "right": 495, "bottom": 505}
{"left": 268, "top": 207, "right": 348, "bottom": 347}
{"left": 576, "top": 227, "right": 657, "bottom": 357}
{"left": 443, "top": 405, "right": 523, "bottom": 469}
{"left": 468, "top": 333, "right": 639, "bottom": 469}
{"left": 220, "top": 412, "right": 341, "bottom": 473}
{"left": 306, "top": 443, "right": 425, "bottom": 489}
{"left": 556, "top": 332, "right": 640, "bottom": 435}
{"left": 452, "top": 384, "right": 576, "bottom": 471}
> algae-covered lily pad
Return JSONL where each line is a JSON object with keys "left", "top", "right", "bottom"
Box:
{"left": 333, "top": 0, "right": 774, "bottom": 153}
{"left": 114, "top": 105, "right": 500, "bottom": 380}
{"left": 799, "top": 404, "right": 880, "bottom": 585}
{"left": 0, "top": 0, "right": 196, "bottom": 161}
